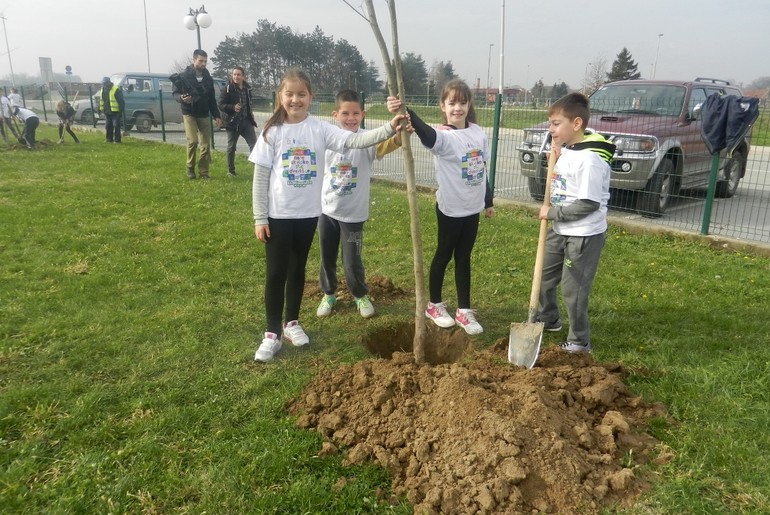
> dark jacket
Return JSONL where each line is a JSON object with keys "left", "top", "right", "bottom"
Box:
{"left": 218, "top": 80, "right": 257, "bottom": 131}
{"left": 171, "top": 66, "right": 221, "bottom": 119}
{"left": 700, "top": 94, "right": 759, "bottom": 156}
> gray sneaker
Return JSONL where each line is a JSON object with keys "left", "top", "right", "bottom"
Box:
{"left": 560, "top": 341, "right": 592, "bottom": 353}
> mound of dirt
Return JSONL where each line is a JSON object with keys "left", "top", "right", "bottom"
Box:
{"left": 290, "top": 333, "right": 670, "bottom": 514}
{"left": 304, "top": 274, "right": 410, "bottom": 304}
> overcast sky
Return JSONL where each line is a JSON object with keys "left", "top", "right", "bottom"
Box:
{"left": 1, "top": 0, "right": 767, "bottom": 90}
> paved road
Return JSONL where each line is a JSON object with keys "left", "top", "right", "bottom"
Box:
{"left": 125, "top": 113, "right": 769, "bottom": 245}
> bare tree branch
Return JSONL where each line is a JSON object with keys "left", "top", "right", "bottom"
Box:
{"left": 341, "top": 0, "right": 369, "bottom": 22}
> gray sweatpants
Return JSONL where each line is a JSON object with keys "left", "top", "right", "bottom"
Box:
{"left": 318, "top": 214, "right": 368, "bottom": 298}
{"left": 538, "top": 230, "right": 606, "bottom": 345}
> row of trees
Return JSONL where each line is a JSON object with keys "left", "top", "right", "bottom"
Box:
{"left": 210, "top": 22, "right": 651, "bottom": 101}
{"left": 211, "top": 19, "right": 459, "bottom": 96}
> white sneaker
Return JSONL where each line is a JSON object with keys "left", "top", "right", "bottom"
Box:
{"left": 455, "top": 308, "right": 483, "bottom": 335}
{"left": 354, "top": 295, "right": 375, "bottom": 318}
{"left": 316, "top": 294, "right": 336, "bottom": 317}
{"left": 254, "top": 332, "right": 281, "bottom": 362}
{"left": 425, "top": 302, "right": 455, "bottom": 328}
{"left": 283, "top": 320, "right": 309, "bottom": 346}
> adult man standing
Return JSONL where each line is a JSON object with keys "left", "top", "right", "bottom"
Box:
{"left": 172, "top": 49, "right": 222, "bottom": 180}
{"left": 218, "top": 66, "right": 258, "bottom": 177}
{"left": 98, "top": 77, "right": 125, "bottom": 143}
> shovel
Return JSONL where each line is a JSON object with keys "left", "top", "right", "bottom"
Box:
{"left": 508, "top": 135, "right": 555, "bottom": 368}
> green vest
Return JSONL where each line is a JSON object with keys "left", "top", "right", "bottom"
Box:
{"left": 99, "top": 86, "right": 120, "bottom": 113}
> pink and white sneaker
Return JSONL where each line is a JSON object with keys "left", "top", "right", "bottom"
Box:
{"left": 455, "top": 308, "right": 483, "bottom": 335}
{"left": 425, "top": 302, "right": 455, "bottom": 328}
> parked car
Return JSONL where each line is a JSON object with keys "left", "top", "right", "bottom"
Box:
{"left": 71, "top": 97, "right": 100, "bottom": 125}
{"left": 516, "top": 78, "right": 751, "bottom": 217}
{"left": 76, "top": 72, "right": 227, "bottom": 133}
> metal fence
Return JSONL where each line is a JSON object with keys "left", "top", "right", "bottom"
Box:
{"left": 12, "top": 83, "right": 767, "bottom": 245}
{"left": 363, "top": 93, "right": 770, "bottom": 246}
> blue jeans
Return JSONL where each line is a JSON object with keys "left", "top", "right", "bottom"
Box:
{"left": 104, "top": 112, "right": 121, "bottom": 142}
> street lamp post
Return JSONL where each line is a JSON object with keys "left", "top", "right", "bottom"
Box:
{"left": 183, "top": 5, "right": 212, "bottom": 49}
{"left": 486, "top": 43, "right": 494, "bottom": 103}
{"left": 652, "top": 33, "right": 663, "bottom": 79}
{"left": 0, "top": 14, "right": 15, "bottom": 87}
{"left": 143, "top": 0, "right": 151, "bottom": 72}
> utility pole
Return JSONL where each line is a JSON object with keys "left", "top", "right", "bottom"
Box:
{"left": 1, "top": 14, "right": 15, "bottom": 86}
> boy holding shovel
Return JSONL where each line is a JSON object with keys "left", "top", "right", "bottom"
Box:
{"left": 537, "top": 93, "right": 615, "bottom": 353}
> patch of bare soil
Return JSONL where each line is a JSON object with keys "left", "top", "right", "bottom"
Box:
{"left": 304, "top": 274, "right": 411, "bottom": 305}
{"left": 290, "top": 323, "right": 671, "bottom": 514}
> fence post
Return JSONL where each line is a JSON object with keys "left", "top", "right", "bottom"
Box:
{"left": 700, "top": 153, "right": 721, "bottom": 235}
{"left": 360, "top": 91, "right": 366, "bottom": 130}
{"left": 88, "top": 85, "right": 97, "bottom": 129}
{"left": 159, "top": 85, "right": 167, "bottom": 143}
{"left": 40, "top": 86, "right": 48, "bottom": 122}
{"left": 488, "top": 92, "right": 503, "bottom": 190}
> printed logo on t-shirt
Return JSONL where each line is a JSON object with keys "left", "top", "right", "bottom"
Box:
{"left": 329, "top": 160, "right": 358, "bottom": 196}
{"left": 461, "top": 148, "right": 486, "bottom": 185}
{"left": 282, "top": 146, "right": 317, "bottom": 187}
{"left": 550, "top": 174, "right": 567, "bottom": 205}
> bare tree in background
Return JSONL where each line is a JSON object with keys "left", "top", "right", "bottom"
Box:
{"left": 584, "top": 58, "right": 608, "bottom": 95}
{"left": 344, "top": 0, "right": 427, "bottom": 363}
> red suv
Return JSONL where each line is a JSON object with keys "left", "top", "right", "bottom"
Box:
{"left": 517, "top": 78, "right": 750, "bottom": 217}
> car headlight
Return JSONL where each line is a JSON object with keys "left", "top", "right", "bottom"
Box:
{"left": 613, "top": 136, "right": 657, "bottom": 153}
{"left": 522, "top": 130, "right": 546, "bottom": 147}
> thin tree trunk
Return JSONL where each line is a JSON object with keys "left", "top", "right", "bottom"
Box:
{"left": 362, "top": 0, "right": 426, "bottom": 363}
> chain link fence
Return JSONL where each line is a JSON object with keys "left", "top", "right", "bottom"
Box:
{"left": 10, "top": 83, "right": 767, "bottom": 245}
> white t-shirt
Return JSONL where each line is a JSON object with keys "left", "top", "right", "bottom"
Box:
{"left": 429, "top": 123, "right": 489, "bottom": 217}
{"left": 322, "top": 128, "right": 376, "bottom": 223}
{"left": 14, "top": 106, "right": 37, "bottom": 122}
{"left": 249, "top": 116, "right": 351, "bottom": 219}
{"left": 549, "top": 147, "right": 611, "bottom": 236}
{"left": 7, "top": 93, "right": 21, "bottom": 107}
{"left": 0, "top": 96, "right": 11, "bottom": 118}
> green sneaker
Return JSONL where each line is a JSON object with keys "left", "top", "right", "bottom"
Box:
{"left": 354, "top": 295, "right": 375, "bottom": 318}
{"left": 316, "top": 294, "right": 336, "bottom": 317}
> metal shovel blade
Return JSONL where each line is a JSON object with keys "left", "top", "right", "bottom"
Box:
{"left": 508, "top": 322, "right": 544, "bottom": 369}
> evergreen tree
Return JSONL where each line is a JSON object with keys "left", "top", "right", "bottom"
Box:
{"left": 606, "top": 48, "right": 641, "bottom": 82}
{"left": 552, "top": 81, "right": 569, "bottom": 98}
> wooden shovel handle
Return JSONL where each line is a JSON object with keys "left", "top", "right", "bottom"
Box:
{"left": 526, "top": 148, "right": 556, "bottom": 323}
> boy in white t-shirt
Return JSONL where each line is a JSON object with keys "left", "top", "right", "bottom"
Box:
{"left": 537, "top": 92, "right": 616, "bottom": 353}
{"left": 316, "top": 90, "right": 402, "bottom": 319}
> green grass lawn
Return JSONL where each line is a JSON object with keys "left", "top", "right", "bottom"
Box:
{"left": 1, "top": 125, "right": 769, "bottom": 513}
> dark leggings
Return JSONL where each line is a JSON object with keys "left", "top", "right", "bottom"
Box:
{"left": 429, "top": 204, "right": 479, "bottom": 309}
{"left": 58, "top": 122, "right": 80, "bottom": 143}
{"left": 263, "top": 217, "right": 318, "bottom": 335}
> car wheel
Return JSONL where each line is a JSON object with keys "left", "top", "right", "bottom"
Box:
{"left": 527, "top": 177, "right": 545, "bottom": 201}
{"left": 714, "top": 149, "right": 745, "bottom": 198}
{"left": 135, "top": 113, "right": 153, "bottom": 133}
{"left": 81, "top": 109, "right": 94, "bottom": 125}
{"left": 637, "top": 158, "right": 675, "bottom": 218}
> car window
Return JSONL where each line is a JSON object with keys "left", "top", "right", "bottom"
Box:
{"left": 688, "top": 88, "right": 708, "bottom": 118}
{"left": 590, "top": 84, "right": 686, "bottom": 116}
{"left": 159, "top": 80, "right": 173, "bottom": 93}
